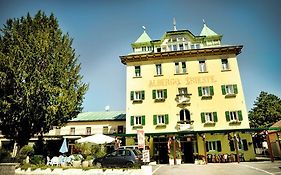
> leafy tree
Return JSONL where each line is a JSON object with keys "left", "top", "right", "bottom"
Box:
{"left": 249, "top": 91, "right": 281, "bottom": 128}
{"left": 0, "top": 11, "right": 88, "bottom": 148}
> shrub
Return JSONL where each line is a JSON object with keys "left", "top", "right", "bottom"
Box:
{"left": 30, "top": 155, "right": 44, "bottom": 165}
{"left": 17, "top": 145, "right": 34, "bottom": 161}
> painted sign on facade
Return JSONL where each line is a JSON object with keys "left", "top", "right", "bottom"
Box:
{"left": 137, "top": 129, "right": 145, "bottom": 149}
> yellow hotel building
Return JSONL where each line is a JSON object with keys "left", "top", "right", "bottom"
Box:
{"left": 120, "top": 21, "right": 255, "bottom": 163}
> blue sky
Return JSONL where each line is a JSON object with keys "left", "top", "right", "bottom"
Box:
{"left": 0, "top": 0, "right": 280, "bottom": 112}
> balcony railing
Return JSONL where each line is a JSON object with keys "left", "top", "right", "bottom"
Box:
{"left": 175, "top": 94, "right": 191, "bottom": 106}
{"left": 177, "top": 123, "right": 193, "bottom": 131}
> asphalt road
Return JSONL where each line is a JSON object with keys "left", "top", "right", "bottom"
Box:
{"left": 152, "top": 161, "right": 281, "bottom": 175}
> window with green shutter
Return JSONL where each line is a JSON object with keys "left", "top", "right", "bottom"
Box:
{"left": 201, "top": 113, "right": 205, "bottom": 123}
{"left": 238, "top": 111, "right": 243, "bottom": 121}
{"left": 198, "top": 87, "right": 202, "bottom": 96}
{"left": 135, "top": 66, "right": 141, "bottom": 77}
{"left": 141, "top": 116, "right": 145, "bottom": 125}
{"left": 153, "top": 115, "right": 157, "bottom": 125}
{"left": 165, "top": 114, "right": 169, "bottom": 124}
{"left": 164, "top": 89, "right": 167, "bottom": 98}
{"left": 130, "top": 116, "right": 134, "bottom": 126}
{"left": 234, "top": 84, "right": 238, "bottom": 94}
{"left": 225, "top": 111, "right": 230, "bottom": 121}
{"left": 141, "top": 91, "right": 145, "bottom": 100}
{"left": 210, "top": 86, "right": 214, "bottom": 96}
{"left": 130, "top": 91, "right": 134, "bottom": 100}
{"left": 213, "top": 112, "right": 218, "bottom": 122}
{"left": 221, "top": 85, "right": 226, "bottom": 95}
{"left": 152, "top": 90, "right": 156, "bottom": 99}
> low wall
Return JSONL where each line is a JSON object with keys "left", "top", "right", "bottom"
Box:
{"left": 0, "top": 163, "right": 18, "bottom": 175}
{"left": 15, "top": 166, "right": 150, "bottom": 175}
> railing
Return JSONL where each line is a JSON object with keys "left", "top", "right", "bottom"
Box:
{"left": 175, "top": 94, "right": 191, "bottom": 105}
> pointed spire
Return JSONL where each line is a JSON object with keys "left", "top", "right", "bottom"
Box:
{"left": 173, "top": 17, "right": 177, "bottom": 31}
{"left": 200, "top": 19, "right": 218, "bottom": 36}
{"left": 134, "top": 26, "right": 152, "bottom": 43}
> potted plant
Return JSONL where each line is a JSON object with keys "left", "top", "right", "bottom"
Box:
{"left": 168, "top": 150, "right": 182, "bottom": 165}
{"left": 72, "top": 154, "right": 82, "bottom": 167}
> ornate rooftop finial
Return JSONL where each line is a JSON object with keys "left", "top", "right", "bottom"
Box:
{"left": 203, "top": 19, "right": 206, "bottom": 25}
{"left": 142, "top": 26, "right": 146, "bottom": 31}
{"left": 173, "top": 17, "right": 177, "bottom": 31}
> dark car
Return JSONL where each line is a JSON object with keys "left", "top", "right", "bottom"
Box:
{"left": 93, "top": 148, "right": 142, "bottom": 168}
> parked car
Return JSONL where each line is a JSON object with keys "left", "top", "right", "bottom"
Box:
{"left": 93, "top": 148, "right": 142, "bottom": 168}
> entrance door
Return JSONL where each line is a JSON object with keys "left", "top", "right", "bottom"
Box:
{"left": 183, "top": 142, "right": 194, "bottom": 163}
{"left": 180, "top": 109, "right": 190, "bottom": 122}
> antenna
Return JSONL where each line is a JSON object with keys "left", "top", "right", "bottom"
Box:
{"left": 203, "top": 19, "right": 206, "bottom": 25}
{"left": 173, "top": 17, "right": 177, "bottom": 31}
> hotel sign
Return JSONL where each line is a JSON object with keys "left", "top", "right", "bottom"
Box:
{"left": 149, "top": 75, "right": 216, "bottom": 87}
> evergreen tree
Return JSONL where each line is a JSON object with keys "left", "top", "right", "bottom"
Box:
{"left": 249, "top": 91, "right": 281, "bottom": 128}
{"left": 0, "top": 11, "right": 88, "bottom": 148}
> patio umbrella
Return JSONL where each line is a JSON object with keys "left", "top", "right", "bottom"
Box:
{"left": 76, "top": 133, "right": 115, "bottom": 144}
{"left": 59, "top": 138, "right": 68, "bottom": 153}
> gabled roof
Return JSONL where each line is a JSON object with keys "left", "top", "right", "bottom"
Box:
{"left": 134, "top": 30, "right": 152, "bottom": 43}
{"left": 200, "top": 23, "right": 218, "bottom": 36}
{"left": 71, "top": 111, "right": 126, "bottom": 122}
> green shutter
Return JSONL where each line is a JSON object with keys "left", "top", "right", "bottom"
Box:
{"left": 165, "top": 114, "right": 169, "bottom": 124}
{"left": 152, "top": 90, "right": 156, "bottom": 99}
{"left": 142, "top": 115, "right": 145, "bottom": 125}
{"left": 198, "top": 87, "right": 202, "bottom": 96}
{"left": 130, "top": 91, "right": 134, "bottom": 100}
{"left": 225, "top": 111, "right": 230, "bottom": 121}
{"left": 164, "top": 89, "right": 167, "bottom": 98}
{"left": 130, "top": 116, "right": 134, "bottom": 126}
{"left": 210, "top": 86, "right": 214, "bottom": 96}
{"left": 234, "top": 84, "right": 238, "bottom": 94}
{"left": 201, "top": 113, "right": 205, "bottom": 123}
{"left": 213, "top": 112, "right": 218, "bottom": 122}
{"left": 221, "top": 85, "right": 226, "bottom": 95}
{"left": 141, "top": 91, "right": 145, "bottom": 100}
{"left": 153, "top": 115, "right": 157, "bottom": 125}
{"left": 238, "top": 110, "right": 243, "bottom": 121}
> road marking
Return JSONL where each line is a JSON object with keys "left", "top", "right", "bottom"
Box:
{"left": 241, "top": 164, "right": 274, "bottom": 175}
{"left": 152, "top": 165, "right": 163, "bottom": 175}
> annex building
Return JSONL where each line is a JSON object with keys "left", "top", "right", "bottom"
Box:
{"left": 120, "top": 21, "right": 255, "bottom": 163}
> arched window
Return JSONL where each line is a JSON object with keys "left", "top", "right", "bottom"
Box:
{"left": 180, "top": 109, "right": 190, "bottom": 122}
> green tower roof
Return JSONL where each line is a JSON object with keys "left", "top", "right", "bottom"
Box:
{"left": 200, "top": 22, "right": 218, "bottom": 36}
{"left": 134, "top": 30, "right": 152, "bottom": 43}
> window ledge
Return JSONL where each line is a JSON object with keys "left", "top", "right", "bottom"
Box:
{"left": 174, "top": 73, "right": 188, "bottom": 75}
{"left": 221, "top": 69, "right": 231, "bottom": 72}
{"left": 155, "top": 124, "right": 166, "bottom": 129}
{"left": 132, "top": 126, "right": 143, "bottom": 129}
{"left": 154, "top": 98, "right": 166, "bottom": 102}
{"left": 204, "top": 122, "right": 216, "bottom": 126}
{"left": 225, "top": 94, "right": 236, "bottom": 98}
{"left": 154, "top": 74, "right": 163, "bottom": 77}
{"left": 201, "top": 96, "right": 213, "bottom": 99}
{"left": 229, "top": 121, "right": 241, "bottom": 125}
{"left": 133, "top": 76, "right": 142, "bottom": 78}
{"left": 198, "top": 71, "right": 208, "bottom": 74}
{"left": 132, "top": 100, "right": 143, "bottom": 104}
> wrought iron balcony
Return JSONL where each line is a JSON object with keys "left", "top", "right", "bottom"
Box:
{"left": 175, "top": 93, "right": 191, "bottom": 106}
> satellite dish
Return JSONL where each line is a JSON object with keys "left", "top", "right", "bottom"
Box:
{"left": 105, "top": 106, "right": 110, "bottom": 111}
